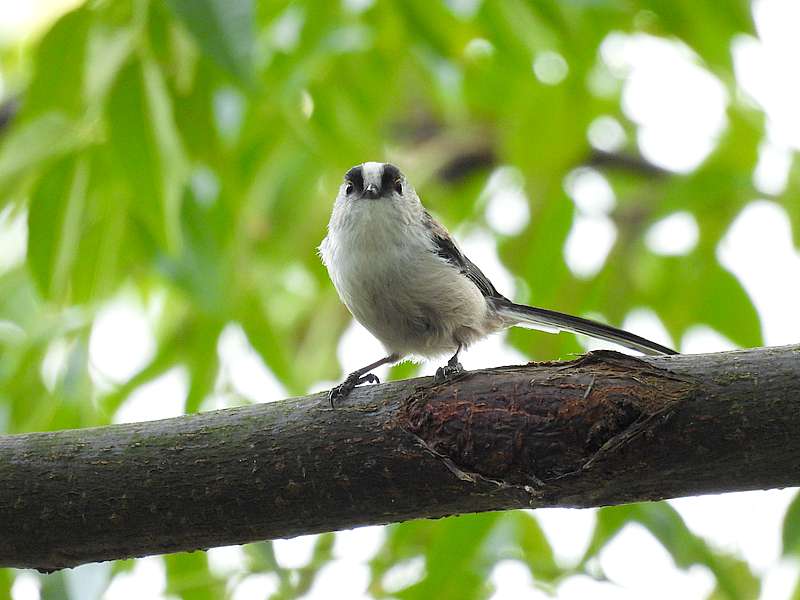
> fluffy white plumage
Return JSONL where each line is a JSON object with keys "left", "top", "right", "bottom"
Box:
{"left": 319, "top": 163, "right": 501, "bottom": 360}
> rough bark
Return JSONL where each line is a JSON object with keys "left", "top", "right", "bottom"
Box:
{"left": 1, "top": 345, "right": 798, "bottom": 571}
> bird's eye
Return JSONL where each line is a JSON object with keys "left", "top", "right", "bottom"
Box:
{"left": 394, "top": 179, "right": 403, "bottom": 194}
{"left": 345, "top": 182, "right": 354, "bottom": 194}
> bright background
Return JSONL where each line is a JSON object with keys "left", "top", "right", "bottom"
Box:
{"left": 1, "top": 0, "right": 799, "bottom": 598}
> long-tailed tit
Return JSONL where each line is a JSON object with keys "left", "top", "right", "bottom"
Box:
{"left": 319, "top": 162, "right": 677, "bottom": 403}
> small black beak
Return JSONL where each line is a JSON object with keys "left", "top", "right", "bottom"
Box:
{"left": 362, "top": 184, "right": 380, "bottom": 199}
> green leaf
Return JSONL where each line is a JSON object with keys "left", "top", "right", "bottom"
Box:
{"left": 106, "top": 58, "right": 187, "bottom": 252}
{"left": 40, "top": 572, "right": 70, "bottom": 600}
{"left": 396, "top": 514, "right": 500, "bottom": 600}
{"left": 182, "top": 319, "right": 222, "bottom": 413}
{"left": 781, "top": 155, "right": 800, "bottom": 249}
{"left": 0, "top": 113, "right": 88, "bottom": 198}
{"left": 27, "top": 158, "right": 89, "bottom": 300}
{"left": 98, "top": 327, "right": 183, "bottom": 418}
{"left": 165, "top": 553, "right": 223, "bottom": 600}
{"left": 24, "top": 5, "right": 91, "bottom": 118}
{"left": 294, "top": 534, "right": 336, "bottom": 596}
{"left": 584, "top": 503, "right": 759, "bottom": 600}
{"left": 238, "top": 298, "right": 300, "bottom": 394}
{"left": 85, "top": 25, "right": 137, "bottom": 104}
{"left": 0, "top": 569, "right": 11, "bottom": 600}
{"left": 244, "top": 541, "right": 294, "bottom": 596}
{"left": 511, "top": 512, "right": 561, "bottom": 582}
{"left": 783, "top": 491, "right": 800, "bottom": 556}
{"left": 705, "top": 553, "right": 762, "bottom": 600}
{"left": 638, "top": 0, "right": 753, "bottom": 71}
{"left": 165, "top": 0, "right": 255, "bottom": 84}
{"left": 694, "top": 263, "right": 761, "bottom": 348}
{"left": 26, "top": 161, "right": 70, "bottom": 298}
{"left": 66, "top": 169, "right": 130, "bottom": 304}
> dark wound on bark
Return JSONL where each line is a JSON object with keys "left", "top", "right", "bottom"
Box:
{"left": 1, "top": 345, "right": 798, "bottom": 571}
{"left": 401, "top": 352, "right": 695, "bottom": 489}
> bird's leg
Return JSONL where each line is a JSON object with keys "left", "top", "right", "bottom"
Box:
{"left": 329, "top": 354, "right": 398, "bottom": 407}
{"left": 434, "top": 343, "right": 464, "bottom": 383}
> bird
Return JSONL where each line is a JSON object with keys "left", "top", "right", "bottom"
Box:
{"left": 319, "top": 162, "right": 677, "bottom": 404}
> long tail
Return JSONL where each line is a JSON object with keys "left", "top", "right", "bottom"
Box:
{"left": 492, "top": 298, "right": 678, "bottom": 356}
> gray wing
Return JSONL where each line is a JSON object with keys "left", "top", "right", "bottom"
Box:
{"left": 423, "top": 212, "right": 677, "bottom": 356}
{"left": 424, "top": 211, "right": 506, "bottom": 300}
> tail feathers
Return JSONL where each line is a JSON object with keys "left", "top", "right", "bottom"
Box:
{"left": 493, "top": 299, "right": 678, "bottom": 356}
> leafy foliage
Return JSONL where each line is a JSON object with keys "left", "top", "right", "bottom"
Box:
{"left": 583, "top": 504, "right": 759, "bottom": 600}
{"left": 0, "top": 0, "right": 795, "bottom": 597}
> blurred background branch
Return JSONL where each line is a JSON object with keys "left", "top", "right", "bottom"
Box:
{"left": 0, "top": 97, "right": 18, "bottom": 135}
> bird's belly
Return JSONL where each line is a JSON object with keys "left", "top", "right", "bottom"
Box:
{"left": 333, "top": 252, "right": 489, "bottom": 358}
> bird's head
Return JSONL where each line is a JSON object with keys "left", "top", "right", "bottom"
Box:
{"left": 339, "top": 162, "right": 410, "bottom": 202}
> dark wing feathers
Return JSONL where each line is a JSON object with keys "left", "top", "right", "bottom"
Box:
{"left": 422, "top": 211, "right": 677, "bottom": 356}
{"left": 425, "top": 211, "right": 505, "bottom": 299}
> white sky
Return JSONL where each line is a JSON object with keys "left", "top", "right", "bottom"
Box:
{"left": 2, "top": 0, "right": 800, "bottom": 598}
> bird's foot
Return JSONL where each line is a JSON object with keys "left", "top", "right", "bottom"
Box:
{"left": 434, "top": 360, "right": 465, "bottom": 384}
{"left": 329, "top": 372, "right": 380, "bottom": 408}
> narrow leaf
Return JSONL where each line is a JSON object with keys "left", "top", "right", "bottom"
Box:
{"left": 107, "top": 58, "right": 187, "bottom": 252}
{"left": 783, "top": 491, "right": 800, "bottom": 556}
{"left": 25, "top": 5, "right": 91, "bottom": 118}
{"left": 27, "top": 158, "right": 89, "bottom": 300}
{"left": 0, "top": 113, "right": 87, "bottom": 198}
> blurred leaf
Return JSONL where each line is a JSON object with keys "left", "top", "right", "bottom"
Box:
{"left": 0, "top": 569, "right": 11, "bottom": 600}
{"left": 502, "top": 189, "right": 581, "bottom": 360}
{"left": 166, "top": 0, "right": 255, "bottom": 84}
{"left": 98, "top": 314, "right": 188, "bottom": 417}
{"left": 165, "top": 553, "right": 224, "bottom": 600}
{"left": 639, "top": 0, "right": 753, "bottom": 70}
{"left": 182, "top": 318, "right": 222, "bottom": 413}
{"left": 584, "top": 503, "right": 759, "bottom": 600}
{"left": 85, "top": 24, "right": 137, "bottom": 103}
{"left": 107, "top": 58, "right": 187, "bottom": 252}
{"left": 24, "top": 6, "right": 91, "bottom": 119}
{"left": 27, "top": 158, "right": 89, "bottom": 300}
{"left": 393, "top": 514, "right": 499, "bottom": 600}
{"left": 783, "top": 491, "right": 800, "bottom": 556}
{"left": 692, "top": 263, "right": 761, "bottom": 348}
{"left": 0, "top": 113, "right": 88, "bottom": 198}
{"left": 634, "top": 253, "right": 762, "bottom": 349}
{"left": 705, "top": 554, "right": 762, "bottom": 600}
{"left": 245, "top": 541, "right": 292, "bottom": 594}
{"left": 238, "top": 298, "right": 300, "bottom": 395}
{"left": 510, "top": 512, "right": 561, "bottom": 582}
{"left": 66, "top": 169, "right": 130, "bottom": 304}
{"left": 781, "top": 155, "right": 800, "bottom": 249}
{"left": 294, "top": 533, "right": 335, "bottom": 596}
{"left": 40, "top": 572, "right": 69, "bottom": 600}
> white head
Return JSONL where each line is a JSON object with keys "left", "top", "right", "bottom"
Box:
{"left": 342, "top": 161, "right": 409, "bottom": 198}
{"left": 334, "top": 162, "right": 422, "bottom": 219}
{"left": 322, "top": 162, "right": 430, "bottom": 272}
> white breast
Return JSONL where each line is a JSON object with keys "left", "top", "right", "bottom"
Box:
{"left": 320, "top": 200, "right": 491, "bottom": 359}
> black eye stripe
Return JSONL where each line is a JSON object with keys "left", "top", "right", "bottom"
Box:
{"left": 381, "top": 164, "right": 401, "bottom": 194}
{"left": 344, "top": 166, "right": 364, "bottom": 193}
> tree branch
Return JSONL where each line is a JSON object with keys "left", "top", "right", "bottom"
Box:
{"left": 2, "top": 345, "right": 799, "bottom": 571}
{"left": 585, "top": 149, "right": 671, "bottom": 178}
